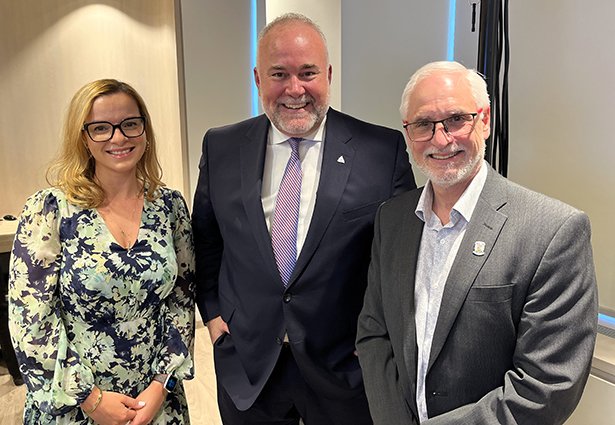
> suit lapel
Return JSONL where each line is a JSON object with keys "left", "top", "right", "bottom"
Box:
{"left": 396, "top": 192, "right": 424, "bottom": 413}
{"left": 239, "top": 115, "right": 280, "bottom": 282}
{"left": 289, "top": 109, "right": 355, "bottom": 285}
{"left": 428, "top": 169, "right": 509, "bottom": 371}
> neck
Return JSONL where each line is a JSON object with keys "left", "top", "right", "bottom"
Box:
{"left": 430, "top": 161, "right": 483, "bottom": 224}
{"left": 430, "top": 180, "right": 471, "bottom": 225}
{"left": 95, "top": 170, "right": 142, "bottom": 201}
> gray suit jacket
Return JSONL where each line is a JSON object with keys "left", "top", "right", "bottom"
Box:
{"left": 356, "top": 167, "right": 598, "bottom": 425}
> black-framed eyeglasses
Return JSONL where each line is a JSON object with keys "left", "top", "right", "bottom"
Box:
{"left": 83, "top": 116, "right": 146, "bottom": 142}
{"left": 403, "top": 111, "right": 480, "bottom": 143}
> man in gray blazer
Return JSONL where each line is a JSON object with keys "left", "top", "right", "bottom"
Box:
{"left": 356, "top": 61, "right": 598, "bottom": 424}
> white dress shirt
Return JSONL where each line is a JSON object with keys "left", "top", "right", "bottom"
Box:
{"left": 261, "top": 117, "right": 327, "bottom": 258}
{"left": 413, "top": 161, "right": 488, "bottom": 422}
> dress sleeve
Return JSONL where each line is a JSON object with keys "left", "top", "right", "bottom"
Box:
{"left": 8, "top": 190, "right": 94, "bottom": 415}
{"left": 154, "top": 190, "right": 196, "bottom": 380}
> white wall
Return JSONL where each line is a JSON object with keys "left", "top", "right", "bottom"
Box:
{"left": 341, "top": 0, "right": 448, "bottom": 133}
{"left": 179, "top": 0, "right": 256, "bottom": 205}
{"left": 341, "top": 0, "right": 478, "bottom": 186}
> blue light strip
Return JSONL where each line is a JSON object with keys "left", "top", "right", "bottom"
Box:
{"left": 599, "top": 313, "right": 615, "bottom": 327}
{"left": 251, "top": 0, "right": 259, "bottom": 116}
{"left": 446, "top": 0, "right": 456, "bottom": 60}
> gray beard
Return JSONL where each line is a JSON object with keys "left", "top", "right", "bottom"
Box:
{"left": 415, "top": 143, "right": 485, "bottom": 188}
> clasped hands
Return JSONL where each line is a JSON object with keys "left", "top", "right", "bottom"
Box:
{"left": 81, "top": 380, "right": 167, "bottom": 425}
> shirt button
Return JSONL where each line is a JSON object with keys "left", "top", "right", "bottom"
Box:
{"left": 283, "top": 293, "right": 292, "bottom": 303}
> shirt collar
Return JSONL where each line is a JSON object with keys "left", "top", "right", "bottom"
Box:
{"left": 415, "top": 160, "right": 489, "bottom": 224}
{"left": 269, "top": 115, "right": 328, "bottom": 145}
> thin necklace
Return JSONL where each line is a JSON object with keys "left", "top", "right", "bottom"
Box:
{"left": 120, "top": 198, "right": 139, "bottom": 248}
{"left": 99, "top": 193, "right": 142, "bottom": 249}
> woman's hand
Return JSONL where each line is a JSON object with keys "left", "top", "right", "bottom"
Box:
{"left": 129, "top": 381, "right": 167, "bottom": 425}
{"left": 82, "top": 388, "right": 146, "bottom": 425}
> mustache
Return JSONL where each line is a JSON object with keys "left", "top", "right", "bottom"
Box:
{"left": 423, "top": 144, "right": 462, "bottom": 156}
{"left": 277, "top": 95, "right": 314, "bottom": 105}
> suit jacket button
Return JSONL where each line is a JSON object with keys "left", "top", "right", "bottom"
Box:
{"left": 275, "top": 337, "right": 282, "bottom": 345}
{"left": 283, "top": 293, "right": 292, "bottom": 303}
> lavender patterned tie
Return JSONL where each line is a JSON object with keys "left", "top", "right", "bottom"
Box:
{"left": 271, "top": 138, "right": 303, "bottom": 287}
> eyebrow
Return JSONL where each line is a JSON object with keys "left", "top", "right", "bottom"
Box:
{"left": 268, "top": 64, "right": 320, "bottom": 71}
{"left": 412, "top": 109, "right": 470, "bottom": 121}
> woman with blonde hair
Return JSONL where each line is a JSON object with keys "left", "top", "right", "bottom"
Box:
{"left": 9, "top": 79, "right": 195, "bottom": 424}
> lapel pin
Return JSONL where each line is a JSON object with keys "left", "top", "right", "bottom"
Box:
{"left": 472, "top": 241, "right": 486, "bottom": 256}
{"left": 337, "top": 155, "right": 345, "bottom": 164}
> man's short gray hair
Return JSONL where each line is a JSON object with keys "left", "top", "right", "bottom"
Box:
{"left": 399, "top": 61, "right": 490, "bottom": 120}
{"left": 258, "top": 12, "right": 328, "bottom": 49}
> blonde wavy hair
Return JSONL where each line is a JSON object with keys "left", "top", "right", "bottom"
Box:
{"left": 47, "top": 79, "right": 164, "bottom": 208}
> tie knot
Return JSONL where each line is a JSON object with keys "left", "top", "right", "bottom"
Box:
{"left": 287, "top": 137, "right": 302, "bottom": 153}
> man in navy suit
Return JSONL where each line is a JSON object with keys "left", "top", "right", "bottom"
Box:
{"left": 192, "top": 13, "right": 415, "bottom": 425}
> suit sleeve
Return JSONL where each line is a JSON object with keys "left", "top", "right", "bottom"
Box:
{"left": 356, "top": 204, "right": 419, "bottom": 425}
{"left": 192, "top": 131, "right": 223, "bottom": 322}
{"left": 391, "top": 131, "right": 416, "bottom": 196}
{"left": 424, "top": 211, "right": 598, "bottom": 425}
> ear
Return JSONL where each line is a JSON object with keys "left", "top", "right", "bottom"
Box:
{"left": 327, "top": 64, "right": 332, "bottom": 84}
{"left": 253, "top": 67, "right": 261, "bottom": 94}
{"left": 480, "top": 106, "right": 491, "bottom": 140}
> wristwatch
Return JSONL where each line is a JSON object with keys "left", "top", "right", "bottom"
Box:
{"left": 153, "top": 374, "right": 178, "bottom": 393}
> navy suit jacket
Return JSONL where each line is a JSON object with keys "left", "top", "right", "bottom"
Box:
{"left": 192, "top": 108, "right": 415, "bottom": 410}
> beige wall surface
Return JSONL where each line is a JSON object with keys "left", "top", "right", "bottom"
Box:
{"left": 564, "top": 374, "right": 615, "bottom": 425}
{"left": 0, "top": 0, "right": 186, "bottom": 216}
{"left": 179, "top": 0, "right": 255, "bottom": 203}
{"left": 507, "top": 0, "right": 615, "bottom": 310}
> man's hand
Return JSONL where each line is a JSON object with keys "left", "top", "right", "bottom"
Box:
{"left": 206, "top": 315, "right": 230, "bottom": 344}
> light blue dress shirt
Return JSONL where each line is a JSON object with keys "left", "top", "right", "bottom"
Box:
{"left": 414, "top": 161, "right": 488, "bottom": 422}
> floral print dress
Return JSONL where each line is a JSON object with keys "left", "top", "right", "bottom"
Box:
{"left": 8, "top": 187, "right": 195, "bottom": 424}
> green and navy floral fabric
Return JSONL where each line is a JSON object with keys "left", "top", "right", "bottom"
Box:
{"left": 9, "top": 187, "right": 195, "bottom": 424}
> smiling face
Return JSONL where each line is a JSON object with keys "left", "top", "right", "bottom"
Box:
{"left": 84, "top": 92, "right": 146, "bottom": 180}
{"left": 405, "top": 71, "right": 490, "bottom": 191}
{"left": 254, "top": 21, "right": 332, "bottom": 138}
